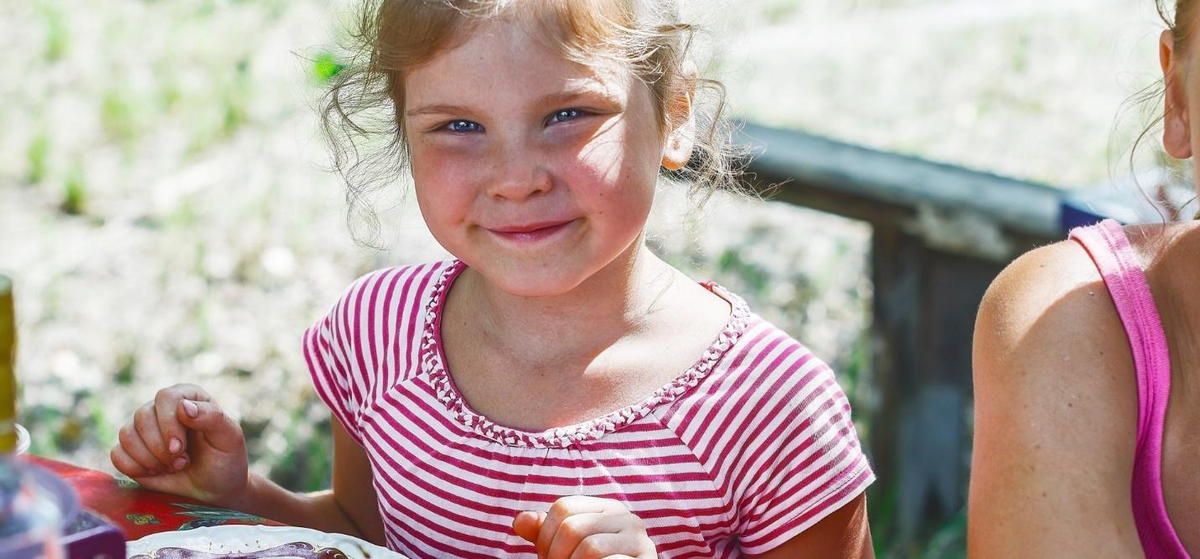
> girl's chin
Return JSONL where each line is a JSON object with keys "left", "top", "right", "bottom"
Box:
{"left": 468, "top": 259, "right": 592, "bottom": 298}
{"left": 487, "top": 272, "right": 582, "bottom": 298}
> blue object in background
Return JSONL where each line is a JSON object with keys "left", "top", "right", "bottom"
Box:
{"left": 1060, "top": 198, "right": 1110, "bottom": 232}
{"left": 1058, "top": 171, "right": 1193, "bottom": 235}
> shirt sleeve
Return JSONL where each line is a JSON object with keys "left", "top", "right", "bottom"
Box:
{"left": 736, "top": 355, "right": 875, "bottom": 555}
{"left": 301, "top": 270, "right": 389, "bottom": 446}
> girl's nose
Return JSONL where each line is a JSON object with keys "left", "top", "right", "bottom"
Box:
{"left": 485, "top": 144, "right": 553, "bottom": 201}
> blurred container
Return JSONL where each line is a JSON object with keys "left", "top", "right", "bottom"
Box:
{"left": 0, "top": 459, "right": 79, "bottom": 559}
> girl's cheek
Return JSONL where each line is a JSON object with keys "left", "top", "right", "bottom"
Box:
{"left": 414, "top": 135, "right": 487, "bottom": 161}
{"left": 412, "top": 142, "right": 487, "bottom": 183}
{"left": 568, "top": 137, "right": 632, "bottom": 186}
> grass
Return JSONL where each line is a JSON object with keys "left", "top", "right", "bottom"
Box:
{"left": 25, "top": 134, "right": 49, "bottom": 185}
{"left": 40, "top": 3, "right": 68, "bottom": 62}
{"left": 60, "top": 164, "right": 87, "bottom": 216}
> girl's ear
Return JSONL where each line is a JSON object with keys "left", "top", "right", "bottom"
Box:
{"left": 661, "top": 65, "right": 698, "bottom": 172}
{"left": 1161, "top": 29, "right": 1193, "bottom": 159}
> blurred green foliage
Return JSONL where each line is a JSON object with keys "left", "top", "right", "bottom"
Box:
{"left": 312, "top": 52, "right": 345, "bottom": 84}
{"left": 60, "top": 165, "right": 87, "bottom": 216}
{"left": 100, "top": 90, "right": 139, "bottom": 147}
{"left": 25, "top": 134, "right": 49, "bottom": 185}
{"left": 40, "top": 4, "right": 69, "bottom": 62}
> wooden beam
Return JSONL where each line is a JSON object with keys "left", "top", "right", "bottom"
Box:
{"left": 736, "top": 122, "right": 1065, "bottom": 250}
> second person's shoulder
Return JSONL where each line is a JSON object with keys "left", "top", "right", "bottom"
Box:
{"left": 972, "top": 238, "right": 1138, "bottom": 433}
{"left": 974, "top": 239, "right": 1125, "bottom": 376}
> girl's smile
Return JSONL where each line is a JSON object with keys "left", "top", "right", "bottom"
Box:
{"left": 482, "top": 218, "right": 582, "bottom": 247}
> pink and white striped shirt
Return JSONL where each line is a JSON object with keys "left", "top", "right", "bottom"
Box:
{"left": 303, "top": 260, "right": 874, "bottom": 558}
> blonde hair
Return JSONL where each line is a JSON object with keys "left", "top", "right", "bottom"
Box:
{"left": 322, "top": 0, "right": 744, "bottom": 245}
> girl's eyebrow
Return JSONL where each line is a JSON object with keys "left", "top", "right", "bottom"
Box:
{"left": 406, "top": 86, "right": 622, "bottom": 118}
{"left": 405, "top": 104, "right": 478, "bottom": 118}
{"left": 538, "top": 84, "right": 621, "bottom": 105}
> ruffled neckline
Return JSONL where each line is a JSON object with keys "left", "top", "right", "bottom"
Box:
{"left": 418, "top": 260, "right": 752, "bottom": 448}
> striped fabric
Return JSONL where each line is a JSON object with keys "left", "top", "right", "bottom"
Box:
{"left": 303, "top": 260, "right": 873, "bottom": 558}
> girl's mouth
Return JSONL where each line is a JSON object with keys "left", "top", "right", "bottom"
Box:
{"left": 485, "top": 219, "right": 578, "bottom": 245}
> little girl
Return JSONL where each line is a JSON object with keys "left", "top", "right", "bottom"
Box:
{"left": 970, "top": 1, "right": 1200, "bottom": 557}
{"left": 111, "top": 1, "right": 874, "bottom": 557}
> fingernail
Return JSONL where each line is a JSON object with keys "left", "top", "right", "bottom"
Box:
{"left": 182, "top": 400, "right": 199, "bottom": 418}
{"left": 173, "top": 456, "right": 188, "bottom": 471}
{"left": 169, "top": 438, "right": 182, "bottom": 454}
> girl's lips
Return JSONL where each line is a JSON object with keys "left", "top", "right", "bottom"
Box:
{"left": 486, "top": 219, "right": 577, "bottom": 245}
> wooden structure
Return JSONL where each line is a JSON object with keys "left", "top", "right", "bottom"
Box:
{"left": 737, "top": 122, "right": 1070, "bottom": 551}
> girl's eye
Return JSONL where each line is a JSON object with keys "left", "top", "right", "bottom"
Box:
{"left": 443, "top": 120, "right": 482, "bottom": 133}
{"left": 548, "top": 109, "right": 585, "bottom": 125}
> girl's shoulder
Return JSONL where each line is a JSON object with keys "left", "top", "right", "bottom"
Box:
{"left": 310, "top": 260, "right": 459, "bottom": 351}
{"left": 693, "top": 309, "right": 845, "bottom": 409}
{"left": 302, "top": 260, "right": 458, "bottom": 417}
{"left": 330, "top": 260, "right": 459, "bottom": 315}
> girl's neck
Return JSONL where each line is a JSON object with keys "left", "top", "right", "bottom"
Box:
{"left": 457, "top": 240, "right": 678, "bottom": 365}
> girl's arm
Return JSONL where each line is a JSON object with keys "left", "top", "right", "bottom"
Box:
{"left": 968, "top": 241, "right": 1145, "bottom": 557}
{"left": 232, "top": 421, "right": 385, "bottom": 544}
{"left": 752, "top": 493, "right": 873, "bottom": 558}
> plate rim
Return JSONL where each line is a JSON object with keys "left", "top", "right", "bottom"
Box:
{"left": 125, "top": 524, "right": 402, "bottom": 558}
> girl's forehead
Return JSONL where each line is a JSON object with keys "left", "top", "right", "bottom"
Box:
{"left": 406, "top": 18, "right": 631, "bottom": 103}
{"left": 423, "top": 17, "right": 627, "bottom": 79}
{"left": 430, "top": 0, "right": 633, "bottom": 64}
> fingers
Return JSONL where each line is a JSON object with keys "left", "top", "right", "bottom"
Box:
{"left": 537, "top": 496, "right": 608, "bottom": 556}
{"left": 111, "top": 438, "right": 157, "bottom": 478}
{"left": 111, "top": 384, "right": 223, "bottom": 480}
{"left": 564, "top": 534, "right": 641, "bottom": 559}
{"left": 512, "top": 511, "right": 546, "bottom": 543}
{"left": 132, "top": 403, "right": 179, "bottom": 471}
{"left": 176, "top": 400, "right": 245, "bottom": 454}
{"left": 548, "top": 514, "right": 633, "bottom": 559}
{"left": 154, "top": 384, "right": 213, "bottom": 458}
{"left": 519, "top": 497, "right": 655, "bottom": 559}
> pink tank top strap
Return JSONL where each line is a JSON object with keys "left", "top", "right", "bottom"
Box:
{"left": 1068, "top": 219, "right": 1188, "bottom": 558}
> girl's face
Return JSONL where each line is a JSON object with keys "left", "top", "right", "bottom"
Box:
{"left": 404, "top": 19, "right": 688, "bottom": 297}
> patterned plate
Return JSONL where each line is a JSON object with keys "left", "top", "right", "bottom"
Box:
{"left": 126, "top": 525, "right": 405, "bottom": 559}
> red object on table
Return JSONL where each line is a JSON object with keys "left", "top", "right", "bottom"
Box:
{"left": 26, "top": 456, "right": 281, "bottom": 541}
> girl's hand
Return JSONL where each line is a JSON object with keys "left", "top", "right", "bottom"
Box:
{"left": 110, "top": 383, "right": 250, "bottom": 509}
{"left": 512, "top": 496, "right": 657, "bottom": 559}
